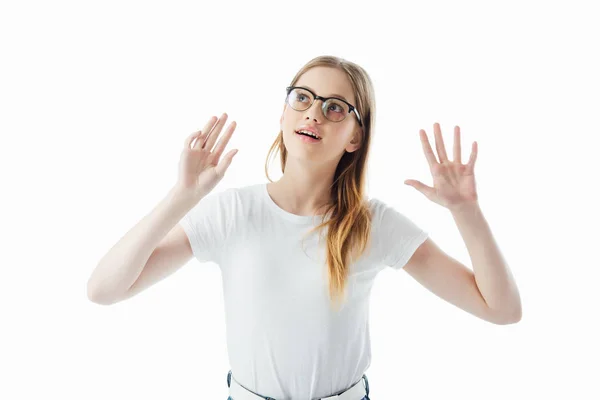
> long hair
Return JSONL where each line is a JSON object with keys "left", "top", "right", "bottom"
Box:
{"left": 264, "top": 55, "right": 377, "bottom": 311}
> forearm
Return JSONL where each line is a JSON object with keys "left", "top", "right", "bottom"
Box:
{"left": 450, "top": 203, "right": 522, "bottom": 321}
{"left": 87, "top": 185, "right": 200, "bottom": 303}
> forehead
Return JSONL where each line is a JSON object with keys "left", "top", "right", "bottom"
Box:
{"left": 295, "top": 66, "right": 356, "bottom": 104}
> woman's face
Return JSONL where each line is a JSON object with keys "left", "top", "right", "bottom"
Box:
{"left": 280, "top": 66, "right": 362, "bottom": 163}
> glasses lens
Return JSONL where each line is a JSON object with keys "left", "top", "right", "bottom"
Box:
{"left": 323, "top": 98, "right": 349, "bottom": 122}
{"left": 287, "top": 88, "right": 312, "bottom": 110}
{"left": 287, "top": 88, "right": 349, "bottom": 122}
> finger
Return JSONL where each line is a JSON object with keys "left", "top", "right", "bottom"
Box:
{"left": 433, "top": 122, "right": 448, "bottom": 162}
{"left": 404, "top": 179, "right": 435, "bottom": 198}
{"left": 453, "top": 125, "right": 462, "bottom": 164}
{"left": 194, "top": 116, "right": 219, "bottom": 149}
{"left": 214, "top": 148, "right": 238, "bottom": 178}
{"left": 192, "top": 116, "right": 217, "bottom": 149}
{"left": 466, "top": 141, "right": 478, "bottom": 174}
{"left": 211, "top": 121, "right": 237, "bottom": 162}
{"left": 185, "top": 130, "right": 202, "bottom": 149}
{"left": 419, "top": 129, "right": 439, "bottom": 168}
{"left": 202, "top": 112, "right": 228, "bottom": 150}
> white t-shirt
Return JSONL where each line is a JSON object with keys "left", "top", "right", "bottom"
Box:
{"left": 179, "top": 182, "right": 428, "bottom": 399}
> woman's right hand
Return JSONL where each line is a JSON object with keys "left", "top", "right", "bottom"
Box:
{"left": 175, "top": 113, "right": 239, "bottom": 199}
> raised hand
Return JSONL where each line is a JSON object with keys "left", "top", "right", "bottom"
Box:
{"left": 404, "top": 122, "right": 479, "bottom": 211}
{"left": 176, "top": 113, "right": 239, "bottom": 198}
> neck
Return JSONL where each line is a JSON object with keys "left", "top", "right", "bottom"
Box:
{"left": 268, "top": 164, "right": 335, "bottom": 217}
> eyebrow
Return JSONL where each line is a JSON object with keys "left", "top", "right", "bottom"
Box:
{"left": 299, "top": 86, "right": 350, "bottom": 103}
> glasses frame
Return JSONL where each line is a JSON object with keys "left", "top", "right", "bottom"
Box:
{"left": 285, "top": 86, "right": 363, "bottom": 127}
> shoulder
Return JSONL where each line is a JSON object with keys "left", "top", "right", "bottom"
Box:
{"left": 366, "top": 196, "right": 395, "bottom": 222}
{"left": 201, "top": 183, "right": 257, "bottom": 203}
{"left": 365, "top": 196, "right": 429, "bottom": 269}
{"left": 366, "top": 196, "right": 428, "bottom": 237}
{"left": 196, "top": 183, "right": 264, "bottom": 218}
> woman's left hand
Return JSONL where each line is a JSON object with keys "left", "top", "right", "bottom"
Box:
{"left": 404, "top": 123, "right": 479, "bottom": 212}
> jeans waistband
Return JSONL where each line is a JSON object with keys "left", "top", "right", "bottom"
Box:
{"left": 226, "top": 369, "right": 370, "bottom": 400}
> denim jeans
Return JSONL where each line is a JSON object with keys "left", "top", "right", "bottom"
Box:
{"left": 226, "top": 369, "right": 370, "bottom": 400}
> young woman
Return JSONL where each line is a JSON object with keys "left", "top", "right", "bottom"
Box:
{"left": 88, "top": 55, "right": 522, "bottom": 400}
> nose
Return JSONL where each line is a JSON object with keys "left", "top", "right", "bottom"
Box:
{"left": 304, "top": 98, "right": 325, "bottom": 123}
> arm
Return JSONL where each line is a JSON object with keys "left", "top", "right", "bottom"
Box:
{"left": 86, "top": 185, "right": 201, "bottom": 304}
{"left": 402, "top": 122, "right": 521, "bottom": 325}
{"left": 403, "top": 204, "right": 522, "bottom": 325}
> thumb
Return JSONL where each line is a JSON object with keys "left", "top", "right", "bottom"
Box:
{"left": 404, "top": 179, "right": 433, "bottom": 196}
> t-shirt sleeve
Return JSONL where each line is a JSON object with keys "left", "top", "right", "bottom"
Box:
{"left": 178, "top": 188, "right": 233, "bottom": 264}
{"left": 372, "top": 198, "right": 429, "bottom": 271}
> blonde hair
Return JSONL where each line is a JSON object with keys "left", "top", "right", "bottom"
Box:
{"left": 264, "top": 55, "right": 377, "bottom": 311}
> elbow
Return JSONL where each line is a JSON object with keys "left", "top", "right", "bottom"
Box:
{"left": 87, "top": 282, "right": 115, "bottom": 306}
{"left": 507, "top": 307, "right": 523, "bottom": 324}
{"left": 491, "top": 306, "right": 522, "bottom": 325}
{"left": 87, "top": 281, "right": 99, "bottom": 303}
{"left": 87, "top": 289, "right": 107, "bottom": 305}
{"left": 88, "top": 293, "right": 116, "bottom": 306}
{"left": 87, "top": 280, "right": 103, "bottom": 304}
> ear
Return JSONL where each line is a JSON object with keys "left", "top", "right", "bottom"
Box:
{"left": 345, "top": 128, "right": 363, "bottom": 153}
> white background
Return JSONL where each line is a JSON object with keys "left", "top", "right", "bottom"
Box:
{"left": 1, "top": 0, "right": 598, "bottom": 399}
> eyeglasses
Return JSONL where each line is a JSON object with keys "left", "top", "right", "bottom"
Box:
{"left": 285, "top": 86, "right": 363, "bottom": 127}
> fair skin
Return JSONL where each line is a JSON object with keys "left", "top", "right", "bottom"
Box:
{"left": 403, "top": 123, "right": 521, "bottom": 324}
{"left": 267, "top": 66, "right": 363, "bottom": 216}
{"left": 269, "top": 67, "right": 521, "bottom": 325}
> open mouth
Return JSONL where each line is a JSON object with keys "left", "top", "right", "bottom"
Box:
{"left": 295, "top": 130, "right": 322, "bottom": 141}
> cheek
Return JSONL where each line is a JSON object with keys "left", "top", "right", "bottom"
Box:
{"left": 282, "top": 114, "right": 297, "bottom": 133}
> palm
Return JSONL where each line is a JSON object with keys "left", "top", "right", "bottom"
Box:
{"left": 404, "top": 123, "right": 479, "bottom": 211}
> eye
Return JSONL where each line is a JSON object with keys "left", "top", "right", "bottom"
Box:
{"left": 328, "top": 103, "right": 343, "bottom": 112}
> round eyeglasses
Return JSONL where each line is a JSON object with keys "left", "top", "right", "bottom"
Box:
{"left": 285, "top": 86, "right": 362, "bottom": 127}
